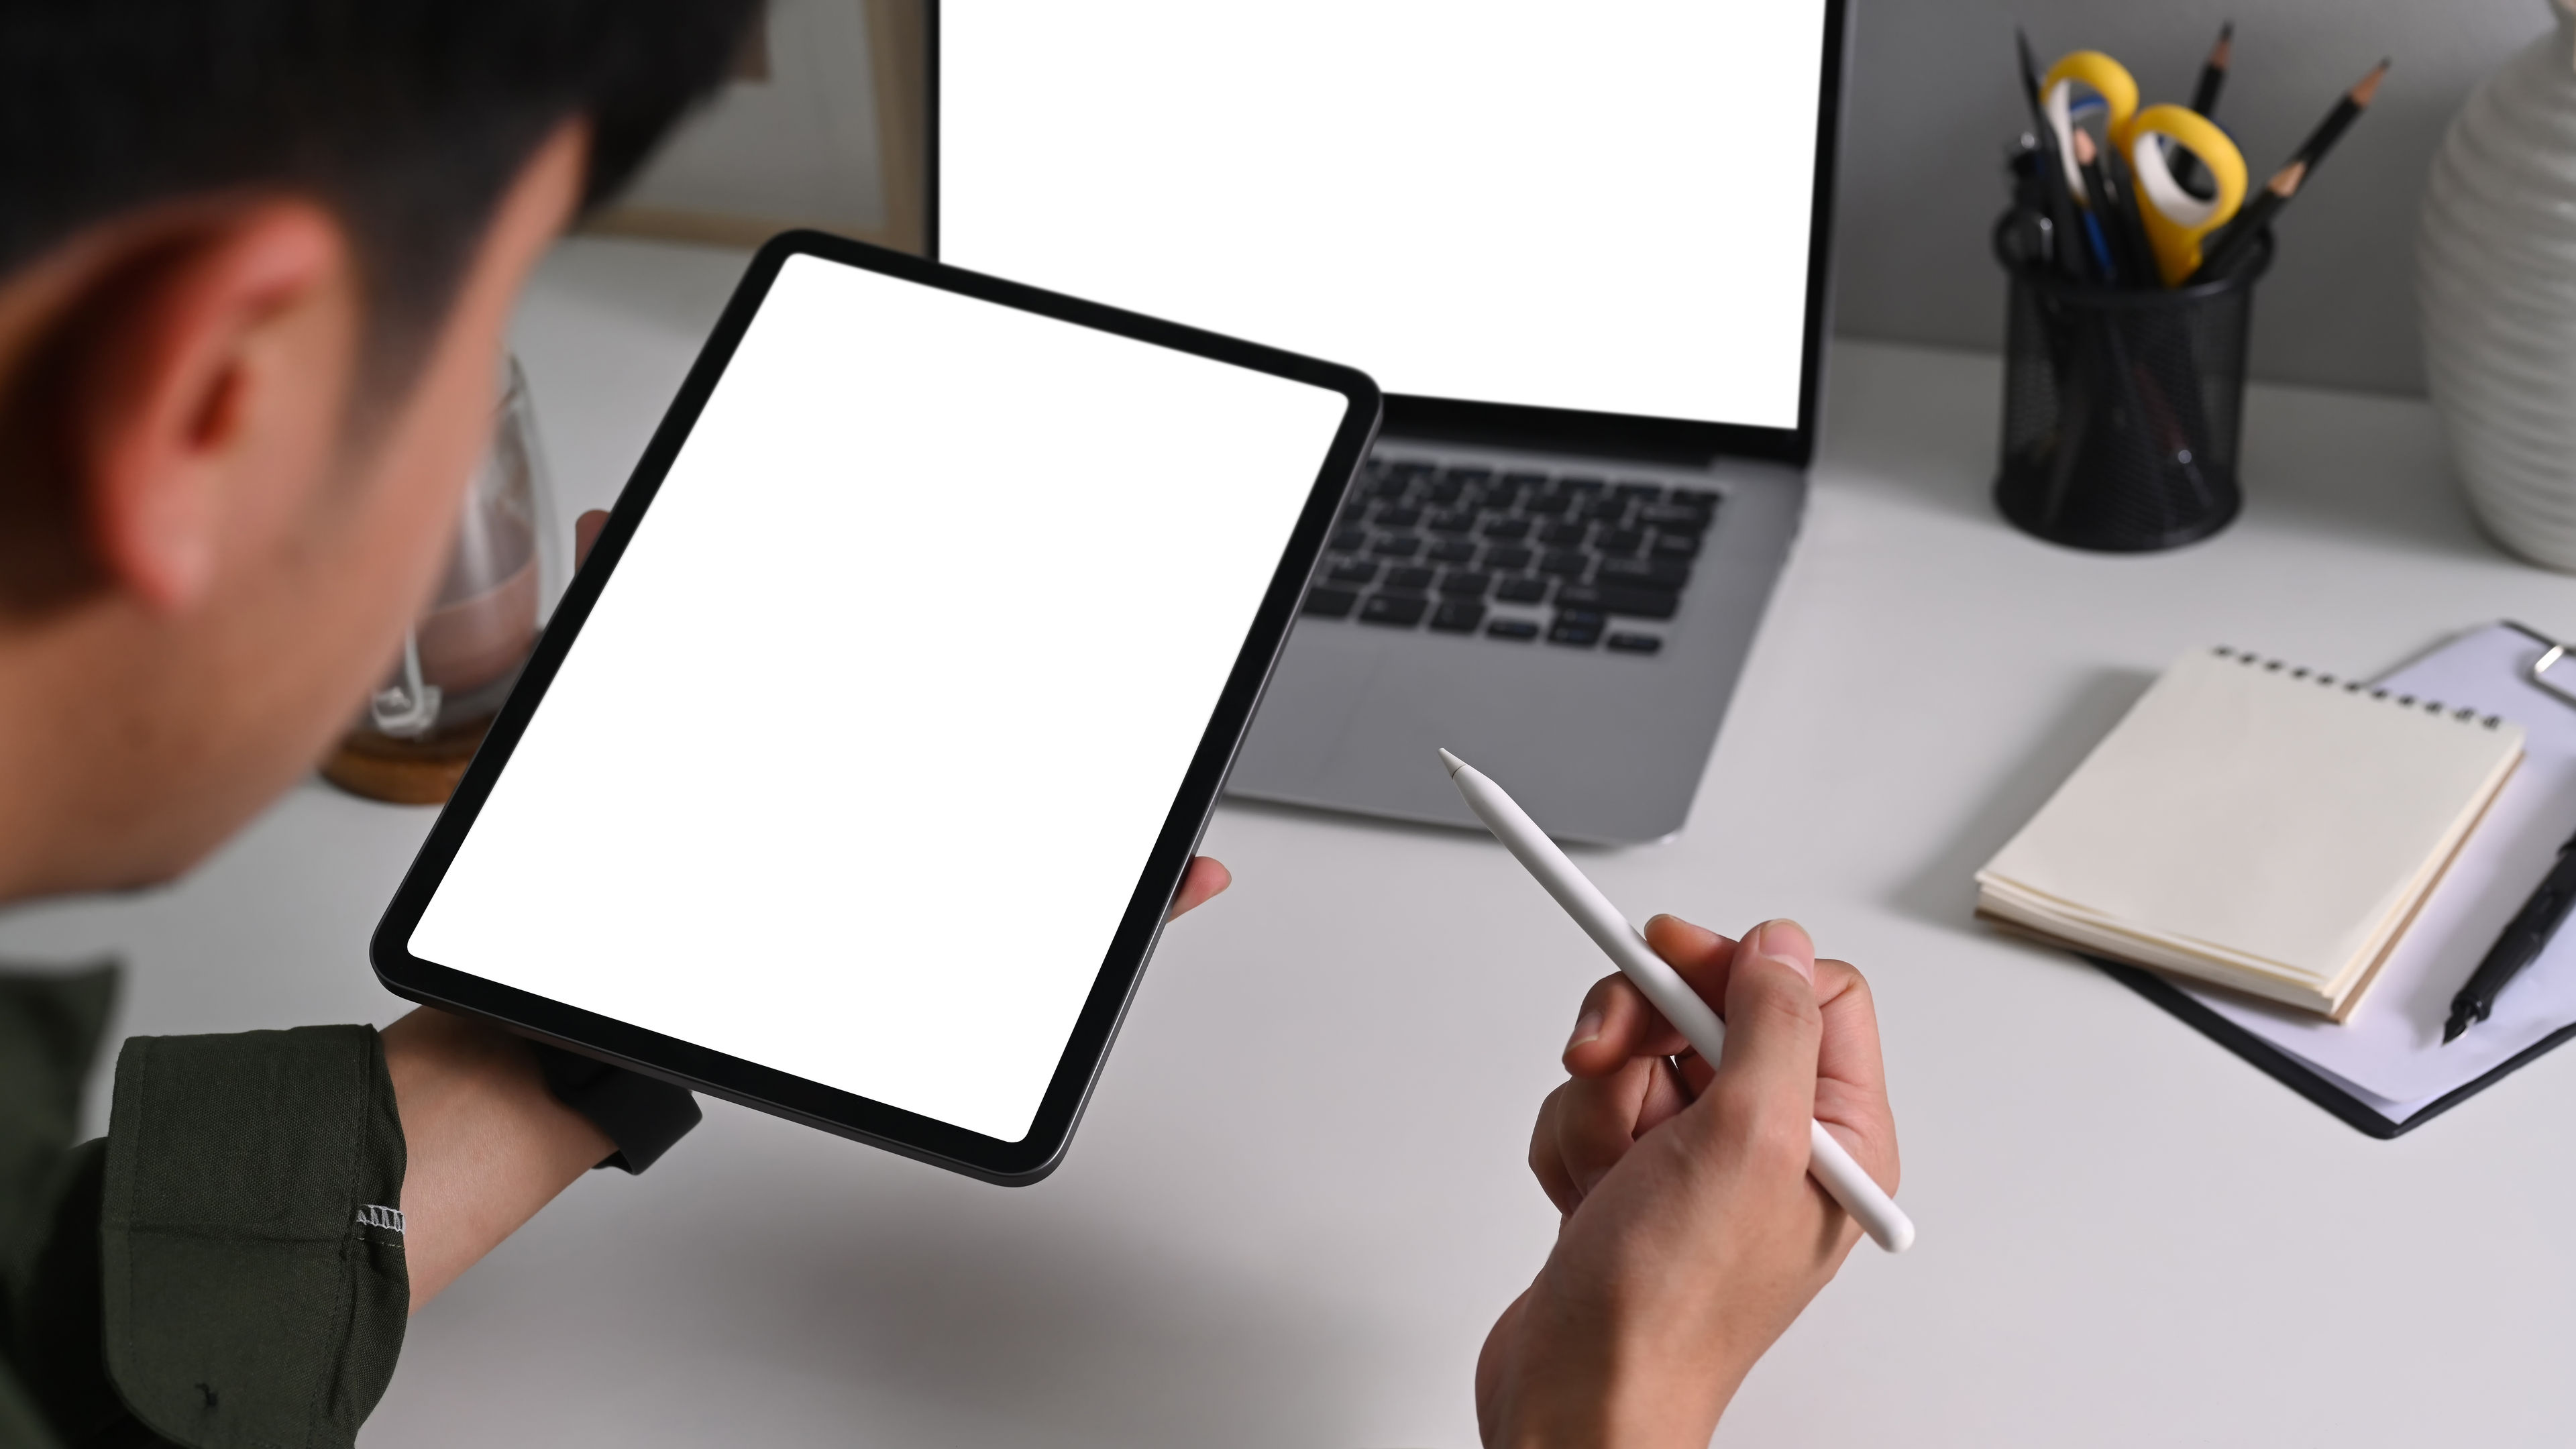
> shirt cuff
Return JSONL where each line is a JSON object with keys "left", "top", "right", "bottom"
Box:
{"left": 101, "top": 1025, "right": 407, "bottom": 1449}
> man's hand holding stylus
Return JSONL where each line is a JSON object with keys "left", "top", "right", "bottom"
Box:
{"left": 1477, "top": 916, "right": 1900, "bottom": 1449}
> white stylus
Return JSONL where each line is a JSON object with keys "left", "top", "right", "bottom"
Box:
{"left": 1440, "top": 749, "right": 1916, "bottom": 1254}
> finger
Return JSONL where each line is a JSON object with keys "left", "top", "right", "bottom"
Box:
{"left": 1811, "top": 955, "right": 1899, "bottom": 1194}
{"left": 1643, "top": 913, "right": 1740, "bottom": 1012}
{"left": 574, "top": 508, "right": 608, "bottom": 568}
{"left": 1561, "top": 974, "right": 1690, "bottom": 1077}
{"left": 1701, "top": 918, "right": 1825, "bottom": 1164}
{"left": 1527, "top": 1083, "right": 1585, "bottom": 1213}
{"left": 1166, "top": 857, "right": 1231, "bottom": 920}
{"left": 1550, "top": 1054, "right": 1667, "bottom": 1199}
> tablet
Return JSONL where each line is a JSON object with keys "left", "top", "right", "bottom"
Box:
{"left": 371, "top": 232, "right": 1380, "bottom": 1183}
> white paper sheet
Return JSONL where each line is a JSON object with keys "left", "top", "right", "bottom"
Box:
{"left": 2185, "top": 623, "right": 2576, "bottom": 1118}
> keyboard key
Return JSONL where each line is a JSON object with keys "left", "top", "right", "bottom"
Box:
{"left": 1650, "top": 532, "right": 1701, "bottom": 559}
{"left": 1525, "top": 492, "right": 1574, "bottom": 517}
{"left": 1549, "top": 609, "right": 1605, "bottom": 646}
{"left": 1539, "top": 549, "right": 1589, "bottom": 577}
{"left": 1303, "top": 587, "right": 1358, "bottom": 618}
{"left": 1332, "top": 528, "right": 1368, "bottom": 552}
{"left": 1375, "top": 504, "right": 1422, "bottom": 527}
{"left": 1495, "top": 575, "right": 1552, "bottom": 603}
{"left": 1502, "top": 471, "right": 1549, "bottom": 490}
{"left": 1438, "top": 570, "right": 1491, "bottom": 598}
{"left": 1359, "top": 592, "right": 1429, "bottom": 627}
{"left": 1365, "top": 477, "right": 1407, "bottom": 500}
{"left": 1480, "top": 517, "right": 1532, "bottom": 540}
{"left": 1555, "top": 583, "right": 1678, "bottom": 619}
{"left": 1430, "top": 598, "right": 1487, "bottom": 633}
{"left": 1558, "top": 475, "right": 1607, "bottom": 493}
{"left": 1444, "top": 466, "right": 1495, "bottom": 486}
{"left": 1614, "top": 481, "right": 1666, "bottom": 500}
{"left": 1483, "top": 545, "right": 1535, "bottom": 571}
{"left": 1426, "top": 538, "right": 1477, "bottom": 564}
{"left": 1389, "top": 460, "right": 1437, "bottom": 481}
{"left": 1672, "top": 486, "right": 1720, "bottom": 505}
{"left": 1639, "top": 502, "right": 1710, "bottom": 532}
{"left": 1486, "top": 619, "right": 1542, "bottom": 641}
{"left": 1607, "top": 633, "right": 1664, "bottom": 655}
{"left": 1385, "top": 565, "right": 1436, "bottom": 590}
{"left": 1329, "top": 559, "right": 1380, "bottom": 584}
{"left": 1537, "top": 521, "right": 1590, "bottom": 545}
{"left": 1428, "top": 511, "right": 1477, "bottom": 534}
{"left": 1597, "top": 557, "right": 1691, "bottom": 589}
{"left": 1596, "top": 529, "right": 1644, "bottom": 557}
{"left": 1371, "top": 534, "right": 1423, "bottom": 557}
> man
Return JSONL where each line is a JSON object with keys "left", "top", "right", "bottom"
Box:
{"left": 0, "top": 5, "right": 1897, "bottom": 1446}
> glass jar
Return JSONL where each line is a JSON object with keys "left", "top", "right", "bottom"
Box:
{"left": 322, "top": 356, "right": 567, "bottom": 804}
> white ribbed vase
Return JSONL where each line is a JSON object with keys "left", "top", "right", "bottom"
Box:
{"left": 2421, "top": 0, "right": 2576, "bottom": 570}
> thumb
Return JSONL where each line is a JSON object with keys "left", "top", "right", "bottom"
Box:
{"left": 1706, "top": 918, "right": 1824, "bottom": 1129}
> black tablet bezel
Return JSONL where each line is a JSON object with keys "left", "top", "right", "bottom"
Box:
{"left": 925, "top": 0, "right": 1849, "bottom": 468}
{"left": 369, "top": 230, "right": 1381, "bottom": 1185}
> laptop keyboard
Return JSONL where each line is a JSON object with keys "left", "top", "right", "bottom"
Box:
{"left": 1299, "top": 456, "right": 1717, "bottom": 655}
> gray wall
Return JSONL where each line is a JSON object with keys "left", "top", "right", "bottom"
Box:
{"left": 1831, "top": 0, "right": 2563, "bottom": 396}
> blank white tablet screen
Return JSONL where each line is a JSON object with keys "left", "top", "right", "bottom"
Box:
{"left": 937, "top": 1, "right": 1830, "bottom": 428}
{"left": 410, "top": 254, "right": 1348, "bottom": 1142}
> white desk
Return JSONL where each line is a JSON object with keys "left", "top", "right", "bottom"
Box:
{"left": 11, "top": 236, "right": 2576, "bottom": 1446}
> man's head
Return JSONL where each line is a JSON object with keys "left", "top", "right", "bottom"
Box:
{"left": 0, "top": 1, "right": 755, "bottom": 900}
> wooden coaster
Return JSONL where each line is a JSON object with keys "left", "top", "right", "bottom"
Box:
{"left": 320, "top": 720, "right": 491, "bottom": 806}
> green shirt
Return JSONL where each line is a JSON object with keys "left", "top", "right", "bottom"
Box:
{"left": 0, "top": 966, "right": 408, "bottom": 1449}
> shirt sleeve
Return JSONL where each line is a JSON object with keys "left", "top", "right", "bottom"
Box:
{"left": 98, "top": 1026, "right": 409, "bottom": 1449}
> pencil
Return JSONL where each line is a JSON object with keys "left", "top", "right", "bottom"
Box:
{"left": 2290, "top": 58, "right": 2390, "bottom": 173}
{"left": 1438, "top": 748, "right": 1916, "bottom": 1254}
{"left": 2170, "top": 21, "right": 2233, "bottom": 190}
{"left": 2186, "top": 160, "right": 2304, "bottom": 284}
{"left": 2188, "top": 21, "right": 2233, "bottom": 116}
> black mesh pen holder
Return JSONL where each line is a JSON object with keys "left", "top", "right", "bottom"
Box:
{"left": 1992, "top": 213, "right": 2271, "bottom": 552}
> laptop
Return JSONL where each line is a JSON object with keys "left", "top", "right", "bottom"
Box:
{"left": 929, "top": 1, "right": 1849, "bottom": 844}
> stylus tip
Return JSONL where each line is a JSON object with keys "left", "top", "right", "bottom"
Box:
{"left": 1438, "top": 747, "right": 1468, "bottom": 777}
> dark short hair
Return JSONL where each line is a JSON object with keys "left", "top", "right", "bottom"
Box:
{"left": 0, "top": 0, "right": 757, "bottom": 608}
{"left": 0, "top": 0, "right": 758, "bottom": 366}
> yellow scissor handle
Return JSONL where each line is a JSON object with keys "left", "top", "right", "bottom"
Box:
{"left": 2041, "top": 50, "right": 2139, "bottom": 149}
{"left": 2126, "top": 104, "right": 2248, "bottom": 285}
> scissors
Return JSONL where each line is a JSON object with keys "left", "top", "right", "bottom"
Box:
{"left": 2040, "top": 50, "right": 2249, "bottom": 286}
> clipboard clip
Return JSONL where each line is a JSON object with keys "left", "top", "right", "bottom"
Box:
{"left": 2530, "top": 633, "right": 2576, "bottom": 710}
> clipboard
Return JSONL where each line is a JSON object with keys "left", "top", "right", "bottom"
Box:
{"left": 2071, "top": 622, "right": 2576, "bottom": 1137}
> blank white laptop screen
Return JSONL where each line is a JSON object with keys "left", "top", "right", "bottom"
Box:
{"left": 937, "top": 1, "right": 1831, "bottom": 428}
{"left": 409, "top": 253, "right": 1348, "bottom": 1143}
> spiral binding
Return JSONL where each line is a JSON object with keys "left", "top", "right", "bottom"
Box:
{"left": 2210, "top": 646, "right": 2505, "bottom": 729}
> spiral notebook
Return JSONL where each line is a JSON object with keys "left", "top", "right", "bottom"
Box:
{"left": 1977, "top": 645, "right": 2526, "bottom": 1019}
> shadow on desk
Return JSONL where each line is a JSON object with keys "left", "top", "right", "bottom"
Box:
{"left": 1890, "top": 666, "right": 2153, "bottom": 939}
{"left": 390, "top": 1124, "right": 1388, "bottom": 1448}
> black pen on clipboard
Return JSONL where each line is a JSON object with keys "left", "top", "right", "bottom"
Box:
{"left": 2448, "top": 635, "right": 2576, "bottom": 1042}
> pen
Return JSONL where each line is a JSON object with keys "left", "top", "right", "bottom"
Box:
{"left": 1439, "top": 749, "right": 1916, "bottom": 1254}
{"left": 2017, "top": 29, "right": 2095, "bottom": 284}
{"left": 2444, "top": 824, "right": 2576, "bottom": 1042}
{"left": 2070, "top": 128, "right": 2152, "bottom": 289}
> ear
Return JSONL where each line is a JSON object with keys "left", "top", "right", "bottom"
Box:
{"left": 69, "top": 204, "right": 350, "bottom": 613}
